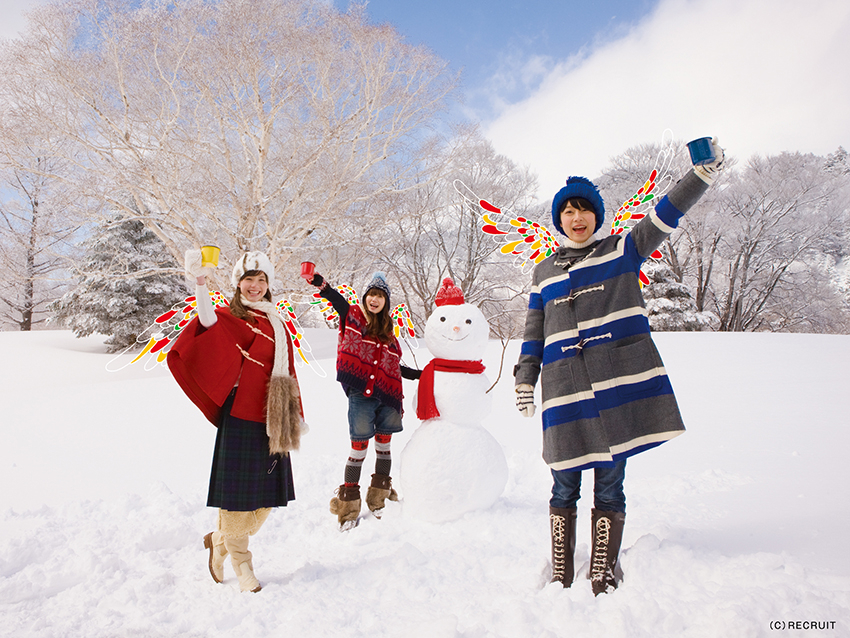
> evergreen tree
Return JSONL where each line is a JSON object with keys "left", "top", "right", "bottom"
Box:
{"left": 642, "top": 259, "right": 715, "bottom": 331}
{"left": 825, "top": 146, "right": 849, "bottom": 175}
{"left": 50, "top": 216, "right": 186, "bottom": 351}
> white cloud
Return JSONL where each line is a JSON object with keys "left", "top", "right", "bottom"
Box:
{"left": 0, "top": 0, "right": 48, "bottom": 41}
{"left": 484, "top": 0, "right": 850, "bottom": 199}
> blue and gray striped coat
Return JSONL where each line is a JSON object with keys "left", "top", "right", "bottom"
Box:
{"left": 514, "top": 172, "right": 708, "bottom": 471}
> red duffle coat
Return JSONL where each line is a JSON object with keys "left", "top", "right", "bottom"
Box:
{"left": 167, "top": 307, "right": 302, "bottom": 425}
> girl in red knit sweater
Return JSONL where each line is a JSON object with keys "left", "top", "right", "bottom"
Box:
{"left": 305, "top": 271, "right": 420, "bottom": 530}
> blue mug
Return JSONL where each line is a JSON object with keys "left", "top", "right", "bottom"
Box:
{"left": 687, "top": 137, "right": 715, "bottom": 166}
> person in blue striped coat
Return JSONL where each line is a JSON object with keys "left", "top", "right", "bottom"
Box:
{"left": 514, "top": 138, "right": 724, "bottom": 594}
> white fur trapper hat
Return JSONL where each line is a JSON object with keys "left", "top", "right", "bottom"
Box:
{"left": 231, "top": 251, "right": 275, "bottom": 289}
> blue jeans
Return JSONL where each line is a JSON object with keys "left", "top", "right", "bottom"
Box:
{"left": 550, "top": 460, "right": 626, "bottom": 513}
{"left": 347, "top": 390, "right": 402, "bottom": 440}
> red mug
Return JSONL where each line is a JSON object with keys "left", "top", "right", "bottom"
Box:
{"left": 300, "top": 261, "right": 316, "bottom": 280}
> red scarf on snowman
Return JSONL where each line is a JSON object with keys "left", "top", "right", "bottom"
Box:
{"left": 415, "top": 278, "right": 486, "bottom": 421}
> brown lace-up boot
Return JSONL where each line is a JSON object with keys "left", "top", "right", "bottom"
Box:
{"left": 589, "top": 509, "right": 626, "bottom": 595}
{"left": 549, "top": 507, "right": 577, "bottom": 587}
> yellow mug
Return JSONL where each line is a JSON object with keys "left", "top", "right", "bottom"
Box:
{"left": 200, "top": 245, "right": 220, "bottom": 268}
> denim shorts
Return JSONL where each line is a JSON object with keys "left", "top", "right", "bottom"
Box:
{"left": 347, "top": 389, "right": 403, "bottom": 440}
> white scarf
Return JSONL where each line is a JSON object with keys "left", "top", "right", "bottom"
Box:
{"left": 241, "top": 298, "right": 303, "bottom": 455}
{"left": 241, "top": 299, "right": 289, "bottom": 379}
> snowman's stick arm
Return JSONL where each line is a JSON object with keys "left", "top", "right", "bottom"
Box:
{"left": 400, "top": 338, "right": 421, "bottom": 373}
{"left": 406, "top": 349, "right": 420, "bottom": 369}
{"left": 485, "top": 336, "right": 509, "bottom": 394}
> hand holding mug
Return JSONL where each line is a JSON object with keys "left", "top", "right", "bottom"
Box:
{"left": 184, "top": 249, "right": 204, "bottom": 281}
{"left": 300, "top": 261, "right": 316, "bottom": 282}
{"left": 689, "top": 137, "right": 725, "bottom": 185}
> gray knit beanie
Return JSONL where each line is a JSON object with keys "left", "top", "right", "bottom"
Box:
{"left": 363, "top": 271, "right": 391, "bottom": 305}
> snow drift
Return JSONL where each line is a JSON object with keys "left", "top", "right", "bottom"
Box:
{"left": 1, "top": 329, "right": 848, "bottom": 637}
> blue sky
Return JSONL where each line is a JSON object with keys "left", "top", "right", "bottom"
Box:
{"left": 5, "top": 0, "right": 850, "bottom": 198}
{"left": 333, "top": 0, "right": 656, "bottom": 109}
{"left": 340, "top": 0, "right": 850, "bottom": 197}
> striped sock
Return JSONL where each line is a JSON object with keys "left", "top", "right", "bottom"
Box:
{"left": 374, "top": 433, "right": 392, "bottom": 477}
{"left": 344, "top": 440, "right": 369, "bottom": 486}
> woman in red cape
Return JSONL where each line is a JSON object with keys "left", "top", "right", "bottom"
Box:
{"left": 168, "top": 250, "right": 304, "bottom": 593}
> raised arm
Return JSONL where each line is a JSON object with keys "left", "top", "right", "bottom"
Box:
{"left": 306, "top": 273, "right": 350, "bottom": 325}
{"left": 628, "top": 138, "right": 725, "bottom": 259}
{"left": 185, "top": 249, "right": 217, "bottom": 328}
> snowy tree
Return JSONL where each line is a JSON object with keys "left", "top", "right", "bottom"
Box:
{"left": 825, "top": 147, "right": 850, "bottom": 176}
{"left": 1, "top": 0, "right": 457, "bottom": 294}
{"left": 0, "top": 154, "right": 81, "bottom": 331}
{"left": 50, "top": 215, "right": 186, "bottom": 352}
{"left": 641, "top": 259, "right": 715, "bottom": 331}
{"left": 712, "top": 153, "right": 846, "bottom": 332}
{"left": 375, "top": 125, "right": 538, "bottom": 333}
{"left": 598, "top": 142, "right": 850, "bottom": 334}
{"left": 0, "top": 62, "right": 90, "bottom": 331}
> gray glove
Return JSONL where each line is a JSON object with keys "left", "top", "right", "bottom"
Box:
{"left": 515, "top": 383, "right": 536, "bottom": 418}
{"left": 693, "top": 137, "right": 725, "bottom": 185}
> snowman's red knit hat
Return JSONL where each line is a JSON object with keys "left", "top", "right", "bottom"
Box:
{"left": 435, "top": 277, "right": 464, "bottom": 306}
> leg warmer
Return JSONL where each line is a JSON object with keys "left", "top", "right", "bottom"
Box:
{"left": 374, "top": 433, "right": 392, "bottom": 477}
{"left": 344, "top": 439, "right": 369, "bottom": 486}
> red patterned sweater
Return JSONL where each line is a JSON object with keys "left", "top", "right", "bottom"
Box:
{"left": 336, "top": 304, "right": 405, "bottom": 413}
{"left": 320, "top": 285, "right": 407, "bottom": 413}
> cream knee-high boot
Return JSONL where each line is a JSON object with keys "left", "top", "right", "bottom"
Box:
{"left": 202, "top": 531, "right": 228, "bottom": 584}
{"left": 216, "top": 508, "right": 270, "bottom": 592}
{"left": 223, "top": 535, "right": 261, "bottom": 593}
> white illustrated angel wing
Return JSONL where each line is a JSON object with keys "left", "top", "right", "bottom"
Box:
{"left": 275, "top": 297, "right": 328, "bottom": 378}
{"left": 468, "top": 130, "right": 677, "bottom": 285}
{"left": 455, "top": 179, "right": 561, "bottom": 274}
{"left": 106, "top": 290, "right": 328, "bottom": 377}
{"left": 105, "top": 290, "right": 229, "bottom": 372}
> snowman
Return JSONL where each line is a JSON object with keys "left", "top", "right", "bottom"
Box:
{"left": 400, "top": 278, "right": 509, "bottom": 523}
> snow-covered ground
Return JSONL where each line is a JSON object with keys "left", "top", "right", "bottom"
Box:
{"left": 1, "top": 329, "right": 848, "bottom": 637}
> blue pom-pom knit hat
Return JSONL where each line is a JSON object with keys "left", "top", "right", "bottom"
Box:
{"left": 551, "top": 176, "right": 606, "bottom": 235}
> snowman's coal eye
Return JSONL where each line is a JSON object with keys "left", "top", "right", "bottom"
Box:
{"left": 465, "top": 319, "right": 472, "bottom": 324}
{"left": 440, "top": 316, "right": 446, "bottom": 322}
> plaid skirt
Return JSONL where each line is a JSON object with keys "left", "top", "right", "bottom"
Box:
{"left": 207, "top": 390, "right": 296, "bottom": 511}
